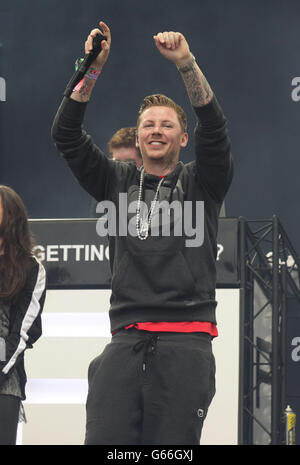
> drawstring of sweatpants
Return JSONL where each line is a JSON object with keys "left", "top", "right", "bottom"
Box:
{"left": 133, "top": 334, "right": 159, "bottom": 372}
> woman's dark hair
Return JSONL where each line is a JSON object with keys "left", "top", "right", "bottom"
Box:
{"left": 0, "top": 185, "right": 35, "bottom": 300}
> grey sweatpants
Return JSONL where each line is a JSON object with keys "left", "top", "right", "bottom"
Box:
{"left": 85, "top": 328, "right": 215, "bottom": 445}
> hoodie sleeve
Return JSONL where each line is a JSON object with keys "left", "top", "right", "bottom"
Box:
{"left": 51, "top": 97, "right": 137, "bottom": 202}
{"left": 193, "top": 95, "right": 234, "bottom": 204}
{"left": 0, "top": 257, "right": 46, "bottom": 388}
{"left": 51, "top": 97, "right": 120, "bottom": 202}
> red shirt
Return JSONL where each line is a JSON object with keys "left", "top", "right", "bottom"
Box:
{"left": 123, "top": 322, "right": 218, "bottom": 337}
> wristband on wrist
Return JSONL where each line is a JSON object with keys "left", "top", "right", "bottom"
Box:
{"left": 72, "top": 58, "right": 101, "bottom": 92}
{"left": 73, "top": 78, "right": 84, "bottom": 93}
{"left": 85, "top": 68, "right": 101, "bottom": 80}
{"left": 74, "top": 58, "right": 101, "bottom": 78}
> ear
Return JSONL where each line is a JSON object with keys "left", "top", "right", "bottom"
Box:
{"left": 180, "top": 132, "right": 188, "bottom": 148}
{"left": 135, "top": 132, "right": 140, "bottom": 148}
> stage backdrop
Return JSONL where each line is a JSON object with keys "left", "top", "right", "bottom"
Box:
{"left": 0, "top": 0, "right": 300, "bottom": 253}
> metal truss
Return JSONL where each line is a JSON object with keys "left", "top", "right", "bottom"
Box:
{"left": 238, "top": 216, "right": 300, "bottom": 444}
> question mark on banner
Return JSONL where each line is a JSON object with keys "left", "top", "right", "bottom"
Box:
{"left": 217, "top": 244, "right": 224, "bottom": 261}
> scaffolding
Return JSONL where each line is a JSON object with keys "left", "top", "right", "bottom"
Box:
{"left": 238, "top": 215, "right": 300, "bottom": 444}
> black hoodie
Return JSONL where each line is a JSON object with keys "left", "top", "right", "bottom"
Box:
{"left": 51, "top": 95, "right": 233, "bottom": 332}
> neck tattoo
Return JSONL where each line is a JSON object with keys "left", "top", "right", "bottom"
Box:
{"left": 136, "top": 167, "right": 164, "bottom": 240}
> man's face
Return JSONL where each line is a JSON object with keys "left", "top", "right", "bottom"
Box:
{"left": 112, "top": 147, "right": 142, "bottom": 168}
{"left": 136, "top": 106, "right": 188, "bottom": 164}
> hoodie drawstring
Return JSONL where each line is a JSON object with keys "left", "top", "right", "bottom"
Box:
{"left": 133, "top": 334, "right": 159, "bottom": 372}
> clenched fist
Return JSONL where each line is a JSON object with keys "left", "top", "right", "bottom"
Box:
{"left": 153, "top": 31, "right": 193, "bottom": 68}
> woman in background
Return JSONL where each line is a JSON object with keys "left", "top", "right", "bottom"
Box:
{"left": 0, "top": 185, "right": 46, "bottom": 445}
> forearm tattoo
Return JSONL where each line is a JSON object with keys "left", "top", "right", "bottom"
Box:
{"left": 179, "top": 58, "right": 213, "bottom": 107}
{"left": 77, "top": 77, "right": 96, "bottom": 102}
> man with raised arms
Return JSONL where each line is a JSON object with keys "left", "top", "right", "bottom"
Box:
{"left": 52, "top": 21, "right": 233, "bottom": 445}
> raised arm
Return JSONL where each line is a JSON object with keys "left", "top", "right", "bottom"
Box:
{"left": 154, "top": 31, "right": 233, "bottom": 202}
{"left": 71, "top": 21, "right": 111, "bottom": 103}
{"left": 153, "top": 32, "right": 213, "bottom": 107}
{"left": 51, "top": 21, "right": 136, "bottom": 203}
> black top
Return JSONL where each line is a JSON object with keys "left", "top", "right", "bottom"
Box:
{"left": 0, "top": 256, "right": 46, "bottom": 400}
{"left": 52, "top": 95, "right": 233, "bottom": 332}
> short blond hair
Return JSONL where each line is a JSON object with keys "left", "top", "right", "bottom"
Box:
{"left": 137, "top": 94, "right": 187, "bottom": 132}
{"left": 107, "top": 127, "right": 141, "bottom": 158}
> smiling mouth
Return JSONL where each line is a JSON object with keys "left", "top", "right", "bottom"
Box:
{"left": 149, "top": 141, "right": 166, "bottom": 146}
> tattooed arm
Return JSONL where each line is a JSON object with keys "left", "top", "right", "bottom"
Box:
{"left": 177, "top": 56, "right": 213, "bottom": 107}
{"left": 71, "top": 21, "right": 111, "bottom": 103}
{"left": 153, "top": 31, "right": 213, "bottom": 107}
{"left": 153, "top": 31, "right": 232, "bottom": 201}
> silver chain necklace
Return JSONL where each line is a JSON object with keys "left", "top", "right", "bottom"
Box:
{"left": 136, "top": 167, "right": 164, "bottom": 240}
